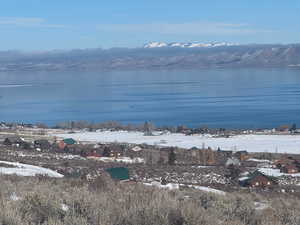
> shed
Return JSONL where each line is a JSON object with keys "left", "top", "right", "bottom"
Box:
{"left": 34, "top": 139, "right": 51, "bottom": 149}
{"left": 3, "top": 137, "right": 24, "bottom": 146}
{"left": 105, "top": 167, "right": 129, "bottom": 181}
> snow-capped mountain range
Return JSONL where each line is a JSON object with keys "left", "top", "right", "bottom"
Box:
{"left": 144, "top": 41, "right": 238, "bottom": 48}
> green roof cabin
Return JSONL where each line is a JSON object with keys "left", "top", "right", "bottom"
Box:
{"left": 63, "top": 138, "right": 76, "bottom": 145}
{"left": 105, "top": 167, "right": 130, "bottom": 181}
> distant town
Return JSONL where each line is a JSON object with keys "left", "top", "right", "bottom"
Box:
{"left": 1, "top": 121, "right": 300, "bottom": 196}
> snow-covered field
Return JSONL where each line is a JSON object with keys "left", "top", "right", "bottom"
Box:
{"left": 0, "top": 161, "right": 63, "bottom": 178}
{"left": 55, "top": 131, "right": 300, "bottom": 154}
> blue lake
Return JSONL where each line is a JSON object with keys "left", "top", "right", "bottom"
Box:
{"left": 0, "top": 69, "right": 300, "bottom": 128}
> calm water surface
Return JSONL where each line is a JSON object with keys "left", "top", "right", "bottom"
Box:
{"left": 0, "top": 69, "right": 300, "bottom": 128}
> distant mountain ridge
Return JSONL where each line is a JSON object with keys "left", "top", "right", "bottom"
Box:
{"left": 0, "top": 44, "right": 300, "bottom": 72}
{"left": 144, "top": 41, "right": 238, "bottom": 48}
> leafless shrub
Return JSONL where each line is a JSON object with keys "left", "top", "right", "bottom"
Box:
{"left": 19, "top": 193, "right": 65, "bottom": 224}
{"left": 0, "top": 175, "right": 299, "bottom": 225}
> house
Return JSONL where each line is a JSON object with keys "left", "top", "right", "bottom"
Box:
{"left": 178, "top": 148, "right": 218, "bottom": 165}
{"left": 86, "top": 150, "right": 101, "bottom": 159}
{"left": 105, "top": 167, "right": 130, "bottom": 181}
{"left": 216, "top": 150, "right": 233, "bottom": 166}
{"left": 128, "top": 146, "right": 143, "bottom": 158}
{"left": 273, "top": 157, "right": 297, "bottom": 169}
{"left": 34, "top": 139, "right": 51, "bottom": 150}
{"left": 234, "top": 151, "right": 249, "bottom": 161}
{"left": 107, "top": 145, "right": 124, "bottom": 158}
{"left": 3, "top": 137, "right": 24, "bottom": 146}
{"left": 277, "top": 125, "right": 290, "bottom": 133}
{"left": 294, "top": 129, "right": 300, "bottom": 134}
{"left": 280, "top": 164, "right": 299, "bottom": 174}
{"left": 240, "top": 171, "right": 277, "bottom": 188}
{"left": 3, "top": 137, "right": 30, "bottom": 149}
{"left": 144, "top": 148, "right": 169, "bottom": 165}
{"left": 58, "top": 138, "right": 76, "bottom": 150}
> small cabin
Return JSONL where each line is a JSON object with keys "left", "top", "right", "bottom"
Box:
{"left": 234, "top": 151, "right": 249, "bottom": 161}
{"left": 105, "top": 167, "right": 130, "bottom": 181}
{"left": 106, "top": 145, "right": 124, "bottom": 158}
{"left": 240, "top": 171, "right": 276, "bottom": 188}
{"left": 58, "top": 138, "right": 76, "bottom": 150}
{"left": 86, "top": 150, "right": 101, "bottom": 159}
{"left": 274, "top": 157, "right": 297, "bottom": 169}
{"left": 280, "top": 164, "right": 299, "bottom": 174}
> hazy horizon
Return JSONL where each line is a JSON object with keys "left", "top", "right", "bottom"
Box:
{"left": 1, "top": 1, "right": 300, "bottom": 51}
{"left": 1, "top": 42, "right": 300, "bottom": 53}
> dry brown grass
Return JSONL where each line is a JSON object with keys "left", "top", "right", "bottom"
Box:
{"left": 0, "top": 175, "right": 299, "bottom": 225}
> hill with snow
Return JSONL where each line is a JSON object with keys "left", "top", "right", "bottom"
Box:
{"left": 0, "top": 160, "right": 63, "bottom": 178}
{"left": 144, "top": 41, "right": 238, "bottom": 48}
{"left": 1, "top": 43, "right": 300, "bottom": 71}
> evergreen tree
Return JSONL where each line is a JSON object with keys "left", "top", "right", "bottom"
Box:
{"left": 102, "top": 147, "right": 111, "bottom": 157}
{"left": 290, "top": 123, "right": 297, "bottom": 131}
{"left": 168, "top": 149, "right": 176, "bottom": 165}
{"left": 226, "top": 164, "right": 241, "bottom": 181}
{"left": 143, "top": 121, "right": 154, "bottom": 135}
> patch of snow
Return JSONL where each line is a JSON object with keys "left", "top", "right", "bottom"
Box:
{"left": 0, "top": 160, "right": 64, "bottom": 178}
{"left": 240, "top": 171, "right": 250, "bottom": 176}
{"left": 143, "top": 182, "right": 179, "bottom": 190}
{"left": 188, "top": 185, "right": 226, "bottom": 195}
{"left": 225, "top": 157, "right": 241, "bottom": 166}
{"left": 91, "top": 157, "right": 144, "bottom": 164}
{"left": 61, "top": 155, "right": 85, "bottom": 160}
{"left": 61, "top": 204, "right": 69, "bottom": 212}
{"left": 54, "top": 131, "right": 300, "bottom": 154}
{"left": 144, "top": 42, "right": 168, "bottom": 48}
{"left": 254, "top": 202, "right": 269, "bottom": 210}
{"left": 144, "top": 182, "right": 225, "bottom": 195}
{"left": 131, "top": 146, "right": 142, "bottom": 152}
{"left": 193, "top": 165, "right": 214, "bottom": 168}
{"left": 115, "top": 157, "right": 144, "bottom": 164}
{"left": 10, "top": 192, "right": 20, "bottom": 201}
{"left": 258, "top": 168, "right": 300, "bottom": 177}
{"left": 247, "top": 158, "right": 272, "bottom": 163}
{"left": 238, "top": 176, "right": 249, "bottom": 181}
{"left": 144, "top": 41, "right": 238, "bottom": 49}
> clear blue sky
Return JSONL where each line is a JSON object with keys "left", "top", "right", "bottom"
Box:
{"left": 1, "top": 0, "right": 299, "bottom": 51}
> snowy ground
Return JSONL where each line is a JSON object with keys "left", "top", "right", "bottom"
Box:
{"left": 143, "top": 182, "right": 226, "bottom": 195}
{"left": 0, "top": 161, "right": 64, "bottom": 178}
{"left": 187, "top": 185, "right": 226, "bottom": 195}
{"left": 258, "top": 168, "right": 300, "bottom": 177}
{"left": 55, "top": 131, "right": 300, "bottom": 154}
{"left": 88, "top": 156, "right": 144, "bottom": 164}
